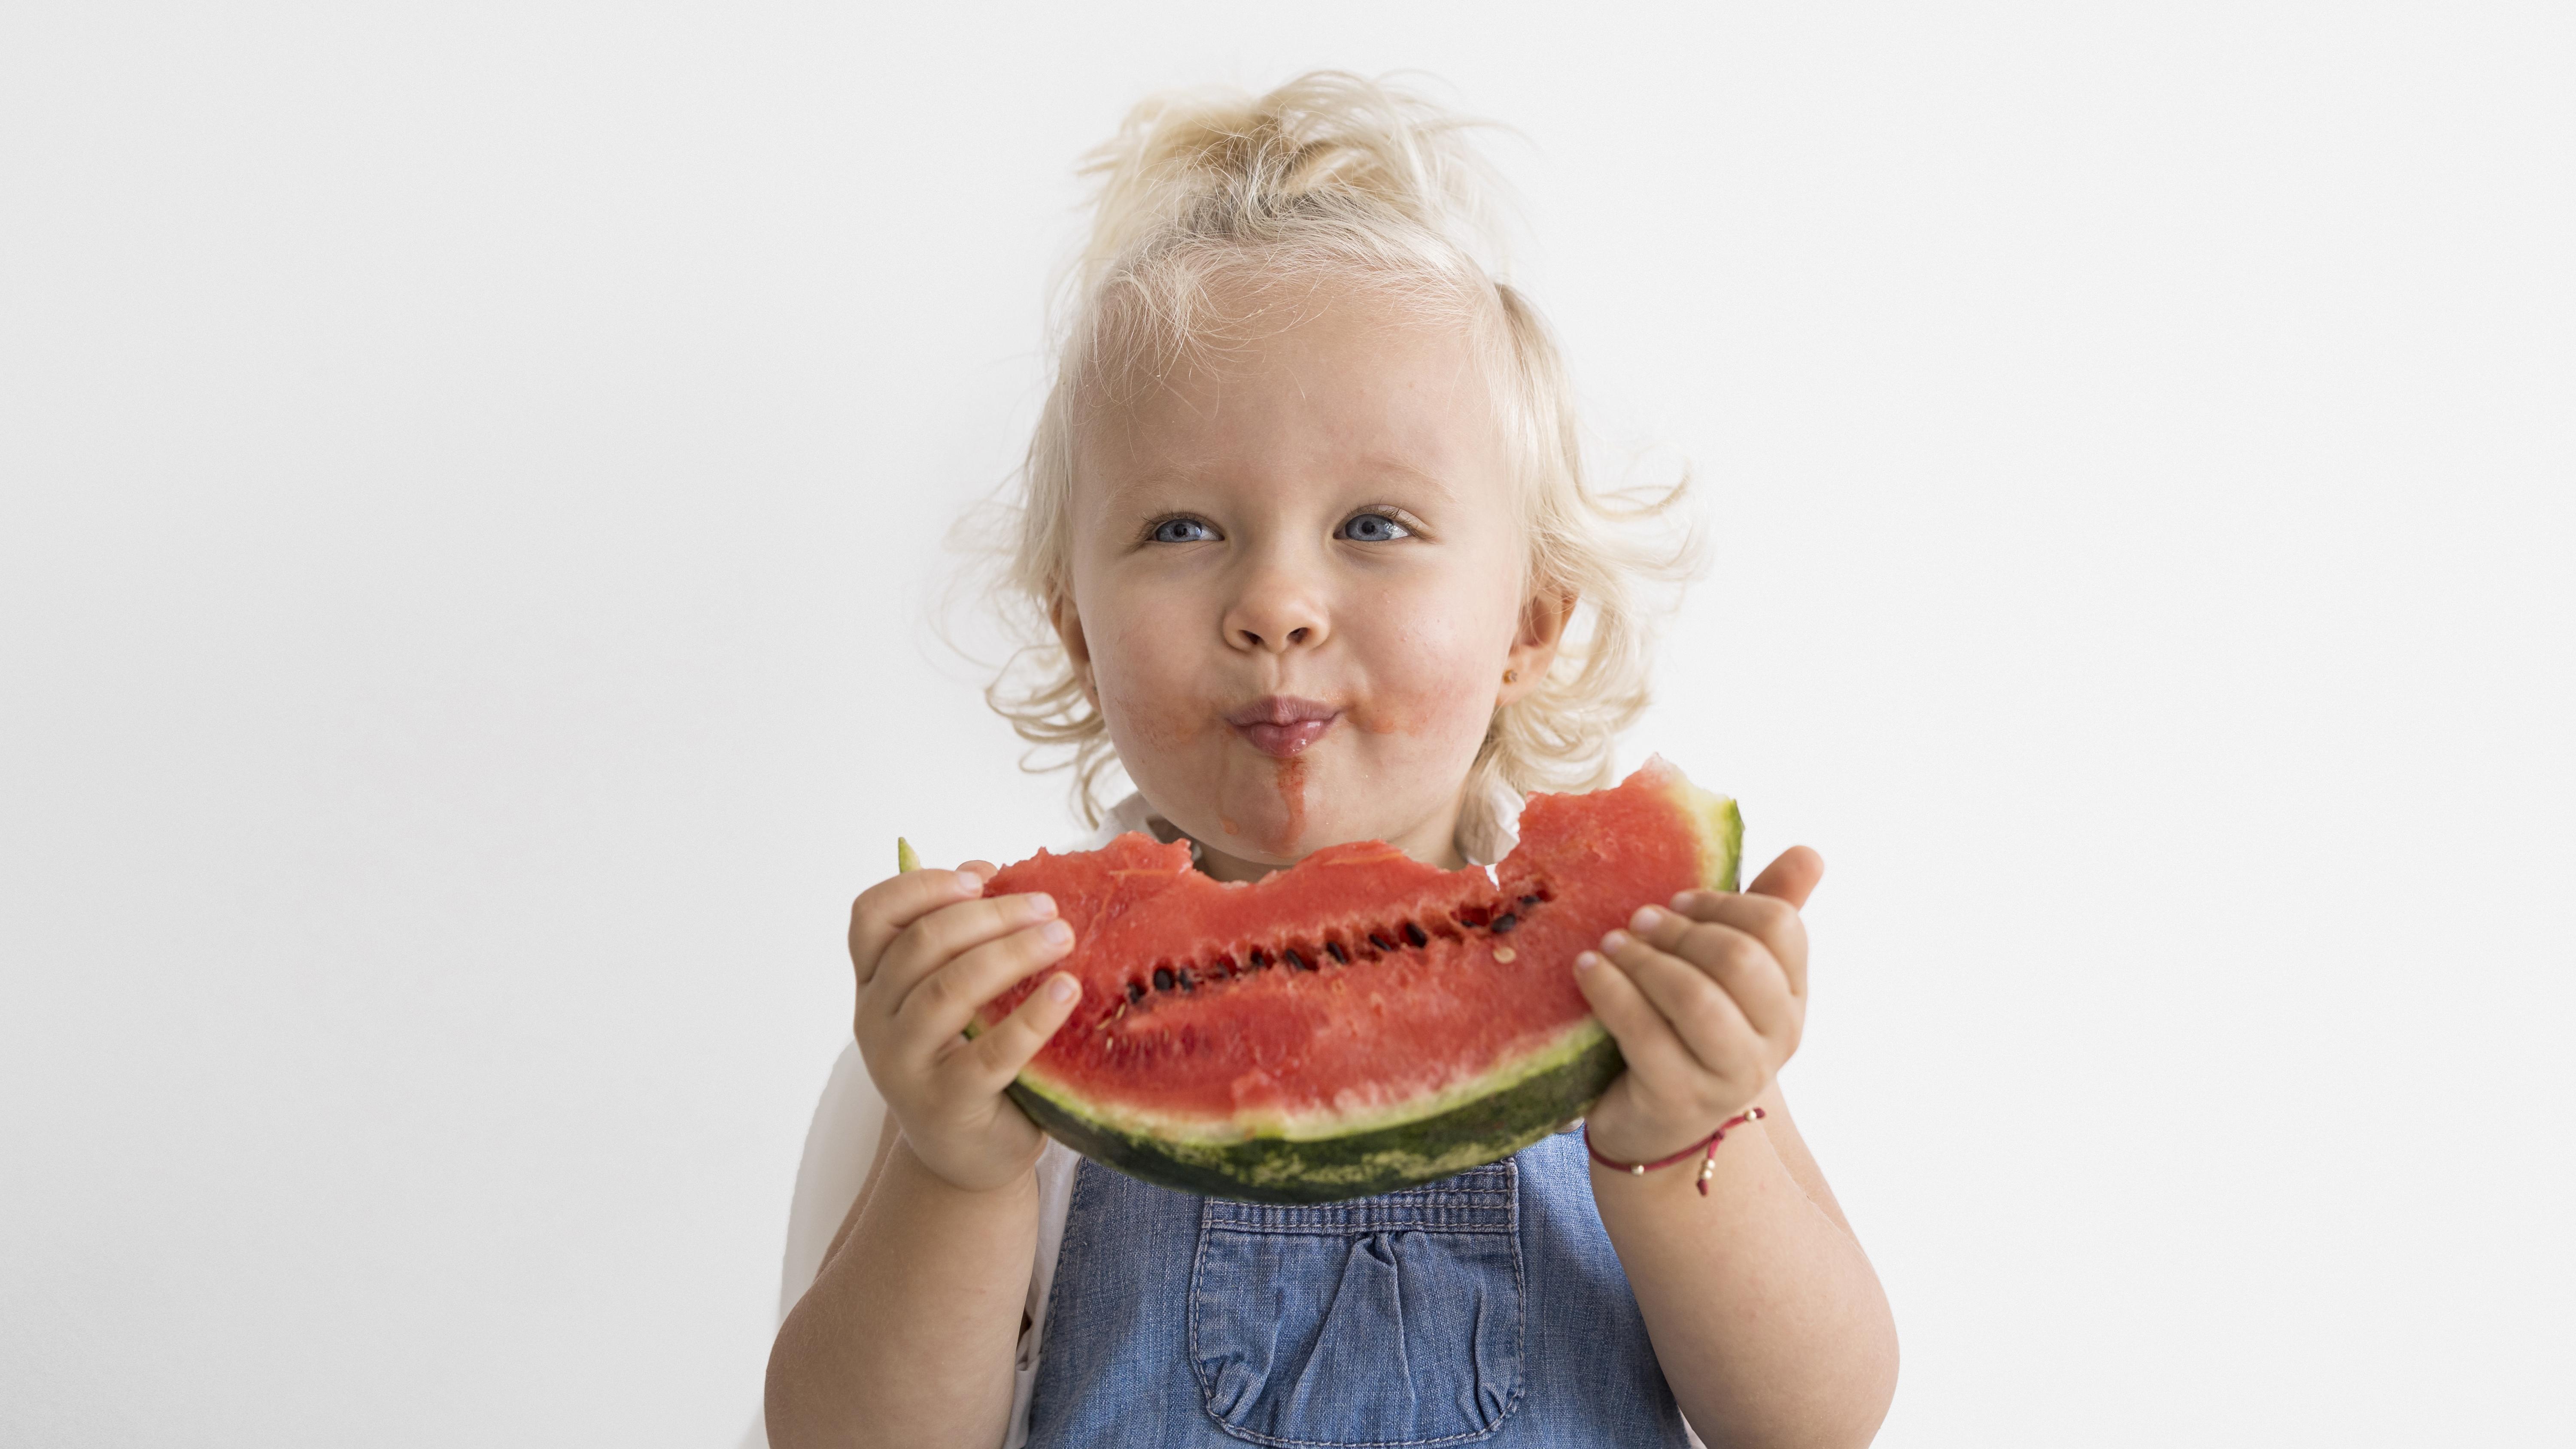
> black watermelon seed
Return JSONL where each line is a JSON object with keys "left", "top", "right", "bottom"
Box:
{"left": 1284, "top": 948, "right": 1308, "bottom": 970}
{"left": 1490, "top": 913, "right": 1518, "bottom": 934}
{"left": 1402, "top": 922, "right": 1428, "bottom": 948}
{"left": 1248, "top": 949, "right": 1267, "bottom": 969}
{"left": 1367, "top": 933, "right": 1394, "bottom": 953}
{"left": 1520, "top": 894, "right": 1542, "bottom": 907}
{"left": 1125, "top": 980, "right": 1145, "bottom": 1003}
{"left": 1326, "top": 941, "right": 1348, "bottom": 964}
{"left": 1152, "top": 967, "right": 1174, "bottom": 991}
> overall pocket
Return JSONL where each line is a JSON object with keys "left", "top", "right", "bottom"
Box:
{"left": 1187, "top": 1160, "right": 1525, "bottom": 1449}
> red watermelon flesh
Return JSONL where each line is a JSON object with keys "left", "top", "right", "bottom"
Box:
{"left": 967, "top": 757, "right": 1743, "bottom": 1202}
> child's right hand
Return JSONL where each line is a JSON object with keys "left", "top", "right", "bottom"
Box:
{"left": 847, "top": 861, "right": 1084, "bottom": 1194}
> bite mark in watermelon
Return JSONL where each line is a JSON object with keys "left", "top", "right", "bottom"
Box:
{"left": 967, "top": 757, "right": 1742, "bottom": 1203}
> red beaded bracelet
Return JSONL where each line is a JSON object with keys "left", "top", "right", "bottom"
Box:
{"left": 1584, "top": 1107, "right": 1767, "bottom": 1196}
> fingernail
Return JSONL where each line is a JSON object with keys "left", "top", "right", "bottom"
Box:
{"left": 1669, "top": 890, "right": 1697, "bottom": 910}
{"left": 1630, "top": 905, "right": 1664, "bottom": 932}
{"left": 1047, "top": 974, "right": 1077, "bottom": 1003}
{"left": 1601, "top": 930, "right": 1631, "bottom": 952}
{"left": 1573, "top": 951, "right": 1600, "bottom": 971}
{"left": 1040, "top": 919, "right": 1073, "bottom": 946}
{"left": 1025, "top": 893, "right": 1058, "bottom": 920}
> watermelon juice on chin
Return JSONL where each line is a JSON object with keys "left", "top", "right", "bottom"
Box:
{"left": 948, "top": 757, "right": 1743, "bottom": 1205}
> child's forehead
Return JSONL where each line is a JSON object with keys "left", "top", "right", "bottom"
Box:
{"left": 1072, "top": 390, "right": 1510, "bottom": 522}
{"left": 1076, "top": 304, "right": 1507, "bottom": 475}
{"left": 1092, "top": 265, "right": 1494, "bottom": 394}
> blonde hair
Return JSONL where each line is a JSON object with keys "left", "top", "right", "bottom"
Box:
{"left": 980, "top": 71, "right": 1699, "bottom": 835}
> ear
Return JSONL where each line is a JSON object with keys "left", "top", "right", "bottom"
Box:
{"left": 1049, "top": 591, "right": 1101, "bottom": 708}
{"left": 1498, "top": 586, "right": 1575, "bottom": 706}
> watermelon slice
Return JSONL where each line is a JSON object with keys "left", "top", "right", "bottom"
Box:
{"left": 966, "top": 757, "right": 1742, "bottom": 1203}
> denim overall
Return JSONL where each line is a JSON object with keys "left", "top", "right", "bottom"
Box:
{"left": 1022, "top": 1125, "right": 1695, "bottom": 1448}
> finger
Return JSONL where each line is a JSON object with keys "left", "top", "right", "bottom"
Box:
{"left": 1640, "top": 915, "right": 1801, "bottom": 1043}
{"left": 849, "top": 869, "right": 990, "bottom": 984}
{"left": 1745, "top": 846, "right": 1824, "bottom": 911}
{"left": 958, "top": 860, "right": 997, "bottom": 881}
{"left": 866, "top": 891, "right": 1061, "bottom": 1007}
{"left": 896, "top": 918, "right": 1076, "bottom": 1043}
{"left": 1572, "top": 946, "right": 1709, "bottom": 1094}
{"left": 951, "top": 970, "right": 1084, "bottom": 1094}
{"left": 1599, "top": 929, "right": 1770, "bottom": 1083}
{"left": 1655, "top": 894, "right": 1809, "bottom": 1002}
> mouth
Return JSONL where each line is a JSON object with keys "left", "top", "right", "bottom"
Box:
{"left": 1224, "top": 695, "right": 1342, "bottom": 758}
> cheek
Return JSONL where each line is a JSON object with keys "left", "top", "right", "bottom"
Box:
{"left": 1084, "top": 597, "right": 1211, "bottom": 752}
{"left": 1352, "top": 592, "right": 1512, "bottom": 741}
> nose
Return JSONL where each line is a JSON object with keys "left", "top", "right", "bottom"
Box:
{"left": 1221, "top": 557, "right": 1331, "bottom": 655}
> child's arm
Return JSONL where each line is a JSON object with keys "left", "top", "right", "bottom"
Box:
{"left": 1574, "top": 850, "right": 1902, "bottom": 1449}
{"left": 765, "top": 864, "right": 1084, "bottom": 1449}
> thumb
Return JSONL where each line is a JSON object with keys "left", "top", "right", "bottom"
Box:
{"left": 1745, "top": 846, "right": 1825, "bottom": 911}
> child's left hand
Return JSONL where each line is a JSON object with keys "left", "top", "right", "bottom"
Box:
{"left": 1571, "top": 846, "right": 1823, "bottom": 1165}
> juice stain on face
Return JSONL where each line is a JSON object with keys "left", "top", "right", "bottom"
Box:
{"left": 1352, "top": 700, "right": 1413, "bottom": 736}
{"left": 1272, "top": 755, "right": 1308, "bottom": 852}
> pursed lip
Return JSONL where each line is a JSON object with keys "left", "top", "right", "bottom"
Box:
{"left": 1225, "top": 695, "right": 1342, "bottom": 757}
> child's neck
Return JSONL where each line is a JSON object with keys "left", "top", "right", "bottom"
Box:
{"left": 1185, "top": 796, "right": 1471, "bottom": 883}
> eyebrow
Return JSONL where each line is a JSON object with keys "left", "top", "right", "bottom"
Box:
{"left": 1354, "top": 455, "right": 1464, "bottom": 502}
{"left": 1094, "top": 455, "right": 1464, "bottom": 510}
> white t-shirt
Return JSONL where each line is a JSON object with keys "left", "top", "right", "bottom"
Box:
{"left": 774, "top": 785, "right": 1528, "bottom": 1449}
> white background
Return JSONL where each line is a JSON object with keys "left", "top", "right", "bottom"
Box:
{"left": 4, "top": 3, "right": 2570, "bottom": 1446}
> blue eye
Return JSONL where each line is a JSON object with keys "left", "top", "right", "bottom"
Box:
{"left": 1338, "top": 512, "right": 1411, "bottom": 543}
{"left": 1150, "top": 517, "right": 1217, "bottom": 544}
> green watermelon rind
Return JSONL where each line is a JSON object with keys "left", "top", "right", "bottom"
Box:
{"left": 1003, "top": 1020, "right": 1626, "bottom": 1203}
{"left": 1644, "top": 756, "right": 1744, "bottom": 895}
{"left": 960, "top": 765, "right": 1744, "bottom": 1204}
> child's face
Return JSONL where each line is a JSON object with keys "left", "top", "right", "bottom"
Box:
{"left": 1057, "top": 282, "right": 1562, "bottom": 879}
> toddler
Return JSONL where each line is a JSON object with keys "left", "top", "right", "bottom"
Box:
{"left": 767, "top": 73, "right": 1897, "bottom": 1449}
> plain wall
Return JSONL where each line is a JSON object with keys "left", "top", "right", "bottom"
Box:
{"left": 3, "top": 3, "right": 2569, "bottom": 1445}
